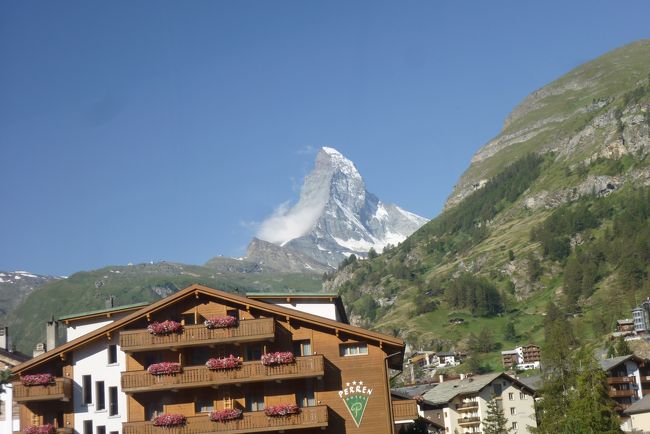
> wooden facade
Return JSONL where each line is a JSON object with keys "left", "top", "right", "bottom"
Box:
{"left": 11, "top": 284, "right": 416, "bottom": 434}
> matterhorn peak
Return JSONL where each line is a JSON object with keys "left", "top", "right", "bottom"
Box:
{"left": 253, "top": 147, "right": 427, "bottom": 269}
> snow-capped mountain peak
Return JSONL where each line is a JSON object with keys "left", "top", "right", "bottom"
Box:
{"left": 254, "top": 147, "right": 428, "bottom": 268}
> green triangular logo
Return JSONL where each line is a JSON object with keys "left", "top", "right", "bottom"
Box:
{"left": 343, "top": 394, "right": 369, "bottom": 427}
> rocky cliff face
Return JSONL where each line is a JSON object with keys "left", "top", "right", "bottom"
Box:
{"left": 446, "top": 39, "right": 650, "bottom": 210}
{"left": 256, "top": 147, "right": 428, "bottom": 268}
{"left": 0, "top": 271, "right": 59, "bottom": 319}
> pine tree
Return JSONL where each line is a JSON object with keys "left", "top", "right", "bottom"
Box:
{"left": 562, "top": 351, "right": 621, "bottom": 434}
{"left": 483, "top": 396, "right": 513, "bottom": 434}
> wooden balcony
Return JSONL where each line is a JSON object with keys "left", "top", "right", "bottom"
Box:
{"left": 122, "top": 405, "right": 329, "bottom": 434}
{"left": 122, "top": 355, "right": 324, "bottom": 393}
{"left": 609, "top": 389, "right": 636, "bottom": 398}
{"left": 456, "top": 400, "right": 479, "bottom": 410}
{"left": 607, "top": 376, "right": 636, "bottom": 385}
{"left": 458, "top": 416, "right": 481, "bottom": 425}
{"left": 392, "top": 399, "right": 419, "bottom": 421}
{"left": 12, "top": 377, "right": 72, "bottom": 402}
{"left": 119, "top": 318, "right": 275, "bottom": 352}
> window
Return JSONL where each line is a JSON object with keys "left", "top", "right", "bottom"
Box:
{"left": 189, "top": 347, "right": 210, "bottom": 365}
{"left": 82, "top": 375, "right": 92, "bottom": 405}
{"left": 293, "top": 340, "right": 312, "bottom": 356}
{"left": 520, "top": 392, "right": 525, "bottom": 400}
{"left": 107, "top": 345, "right": 117, "bottom": 365}
{"left": 145, "top": 402, "right": 163, "bottom": 420}
{"left": 95, "top": 381, "right": 105, "bottom": 411}
{"left": 226, "top": 308, "right": 239, "bottom": 320}
{"left": 195, "top": 398, "right": 215, "bottom": 413}
{"left": 182, "top": 313, "right": 196, "bottom": 325}
{"left": 245, "top": 344, "right": 262, "bottom": 361}
{"left": 83, "top": 420, "right": 93, "bottom": 434}
{"left": 297, "top": 379, "right": 316, "bottom": 407}
{"left": 510, "top": 407, "right": 515, "bottom": 415}
{"left": 339, "top": 343, "right": 368, "bottom": 357}
{"left": 0, "top": 399, "right": 5, "bottom": 420}
{"left": 109, "top": 432, "right": 118, "bottom": 434}
{"left": 96, "top": 426, "right": 106, "bottom": 434}
{"left": 108, "top": 386, "right": 118, "bottom": 416}
{"left": 144, "top": 353, "right": 163, "bottom": 367}
{"left": 246, "top": 390, "right": 265, "bottom": 411}
{"left": 508, "top": 392, "right": 514, "bottom": 401}
{"left": 512, "top": 421, "right": 518, "bottom": 429}
{"left": 492, "top": 384, "right": 502, "bottom": 396}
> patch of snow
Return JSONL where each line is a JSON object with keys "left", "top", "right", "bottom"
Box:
{"left": 304, "top": 263, "right": 313, "bottom": 270}
{"left": 14, "top": 276, "right": 21, "bottom": 280}
{"left": 396, "top": 206, "right": 428, "bottom": 224}
{"left": 332, "top": 236, "right": 377, "bottom": 252}
{"left": 0, "top": 273, "right": 5, "bottom": 277}
{"left": 374, "top": 203, "right": 389, "bottom": 220}
{"left": 0, "top": 278, "right": 5, "bottom": 283}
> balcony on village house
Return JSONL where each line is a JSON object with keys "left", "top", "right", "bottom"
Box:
{"left": 122, "top": 405, "right": 329, "bottom": 434}
{"left": 456, "top": 400, "right": 479, "bottom": 410}
{"left": 12, "top": 377, "right": 72, "bottom": 402}
{"left": 122, "top": 355, "right": 325, "bottom": 393}
{"left": 609, "top": 389, "right": 636, "bottom": 398}
{"left": 392, "top": 399, "right": 419, "bottom": 421}
{"left": 607, "top": 376, "right": 636, "bottom": 385}
{"left": 458, "top": 416, "right": 481, "bottom": 425}
{"left": 119, "top": 318, "right": 276, "bottom": 352}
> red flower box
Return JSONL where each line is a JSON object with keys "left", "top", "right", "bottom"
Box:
{"left": 204, "top": 316, "right": 238, "bottom": 329}
{"left": 24, "top": 425, "right": 56, "bottom": 434}
{"left": 206, "top": 355, "right": 242, "bottom": 370}
{"left": 152, "top": 414, "right": 187, "bottom": 427}
{"left": 147, "top": 362, "right": 182, "bottom": 375}
{"left": 209, "top": 408, "right": 243, "bottom": 422}
{"left": 147, "top": 320, "right": 183, "bottom": 335}
{"left": 21, "top": 374, "right": 55, "bottom": 386}
{"left": 261, "top": 351, "right": 295, "bottom": 366}
{"left": 264, "top": 404, "right": 300, "bottom": 417}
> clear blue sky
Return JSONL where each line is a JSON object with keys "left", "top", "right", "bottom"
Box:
{"left": 1, "top": 1, "right": 649, "bottom": 276}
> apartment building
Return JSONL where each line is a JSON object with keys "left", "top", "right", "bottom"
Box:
{"left": 501, "top": 345, "right": 541, "bottom": 370}
{"left": 599, "top": 354, "right": 650, "bottom": 411}
{"left": 10, "top": 284, "right": 417, "bottom": 434}
{"left": 420, "top": 372, "right": 537, "bottom": 434}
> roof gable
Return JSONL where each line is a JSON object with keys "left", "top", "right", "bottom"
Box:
{"left": 12, "top": 284, "right": 404, "bottom": 374}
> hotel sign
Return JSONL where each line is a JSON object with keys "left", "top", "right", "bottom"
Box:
{"left": 339, "top": 380, "right": 373, "bottom": 427}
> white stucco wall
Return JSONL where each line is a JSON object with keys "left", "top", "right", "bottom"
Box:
{"left": 72, "top": 337, "right": 127, "bottom": 434}
{"left": 273, "top": 302, "right": 339, "bottom": 321}
{"left": 0, "top": 382, "right": 16, "bottom": 433}
{"left": 66, "top": 312, "right": 134, "bottom": 342}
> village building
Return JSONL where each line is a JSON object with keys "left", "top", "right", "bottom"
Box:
{"left": 0, "top": 327, "right": 30, "bottom": 434}
{"left": 10, "top": 284, "right": 418, "bottom": 434}
{"left": 420, "top": 372, "right": 538, "bottom": 434}
{"left": 500, "top": 345, "right": 541, "bottom": 370}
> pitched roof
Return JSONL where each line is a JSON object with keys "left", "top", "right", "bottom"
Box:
{"left": 517, "top": 375, "right": 543, "bottom": 392}
{"left": 392, "top": 383, "right": 438, "bottom": 401}
{"left": 0, "top": 347, "right": 30, "bottom": 365}
{"left": 598, "top": 354, "right": 645, "bottom": 372}
{"left": 58, "top": 302, "right": 150, "bottom": 322}
{"left": 12, "top": 284, "right": 404, "bottom": 374}
{"left": 421, "top": 372, "right": 536, "bottom": 406}
{"left": 625, "top": 394, "right": 650, "bottom": 415}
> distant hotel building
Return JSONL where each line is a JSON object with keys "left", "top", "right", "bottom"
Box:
{"left": 501, "top": 345, "right": 541, "bottom": 370}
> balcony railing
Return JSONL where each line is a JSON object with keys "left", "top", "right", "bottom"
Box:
{"left": 119, "top": 318, "right": 275, "bottom": 352}
{"left": 122, "top": 355, "right": 324, "bottom": 393}
{"left": 458, "top": 416, "right": 481, "bottom": 425}
{"left": 12, "top": 377, "right": 72, "bottom": 402}
{"left": 609, "top": 389, "right": 636, "bottom": 398}
{"left": 456, "top": 400, "right": 479, "bottom": 410}
{"left": 122, "top": 405, "right": 328, "bottom": 434}
{"left": 16, "top": 429, "right": 73, "bottom": 434}
{"left": 392, "top": 400, "right": 419, "bottom": 421}
{"left": 607, "top": 376, "right": 636, "bottom": 385}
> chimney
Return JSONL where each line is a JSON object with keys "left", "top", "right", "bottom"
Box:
{"left": 33, "top": 342, "right": 46, "bottom": 357}
{"left": 439, "top": 375, "right": 444, "bottom": 383}
{"left": 0, "top": 326, "right": 8, "bottom": 351}
{"left": 460, "top": 373, "right": 466, "bottom": 380}
{"left": 106, "top": 295, "right": 115, "bottom": 309}
{"left": 46, "top": 317, "right": 58, "bottom": 351}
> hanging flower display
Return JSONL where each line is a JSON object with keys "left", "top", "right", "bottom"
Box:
{"left": 209, "top": 408, "right": 243, "bottom": 422}
{"left": 24, "top": 424, "right": 56, "bottom": 434}
{"left": 21, "top": 374, "right": 55, "bottom": 386}
{"left": 205, "top": 355, "right": 242, "bottom": 370}
{"left": 261, "top": 351, "right": 295, "bottom": 366}
{"left": 152, "top": 414, "right": 187, "bottom": 427}
{"left": 264, "top": 404, "right": 300, "bottom": 417}
{"left": 147, "top": 362, "right": 182, "bottom": 375}
{"left": 147, "top": 320, "right": 183, "bottom": 335}
{"left": 204, "top": 316, "right": 238, "bottom": 329}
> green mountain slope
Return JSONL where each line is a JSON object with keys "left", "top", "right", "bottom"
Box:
{"left": 8, "top": 262, "right": 321, "bottom": 353}
{"left": 327, "top": 40, "right": 650, "bottom": 370}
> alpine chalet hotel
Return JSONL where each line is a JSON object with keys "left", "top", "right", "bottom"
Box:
{"left": 10, "top": 284, "right": 418, "bottom": 434}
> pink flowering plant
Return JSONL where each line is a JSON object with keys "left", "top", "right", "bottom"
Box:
{"left": 205, "top": 355, "right": 242, "bottom": 370}
{"left": 209, "top": 408, "right": 243, "bottom": 422}
{"left": 147, "top": 362, "right": 182, "bottom": 375}
{"left": 261, "top": 351, "right": 295, "bottom": 366}
{"left": 24, "top": 424, "right": 56, "bottom": 434}
{"left": 204, "top": 316, "right": 238, "bottom": 329}
{"left": 264, "top": 404, "right": 300, "bottom": 417}
{"left": 21, "top": 373, "right": 55, "bottom": 386}
{"left": 152, "top": 414, "right": 187, "bottom": 427}
{"left": 147, "top": 320, "right": 183, "bottom": 335}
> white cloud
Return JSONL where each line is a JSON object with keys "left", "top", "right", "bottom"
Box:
{"left": 257, "top": 198, "right": 325, "bottom": 245}
{"left": 296, "top": 144, "right": 315, "bottom": 155}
